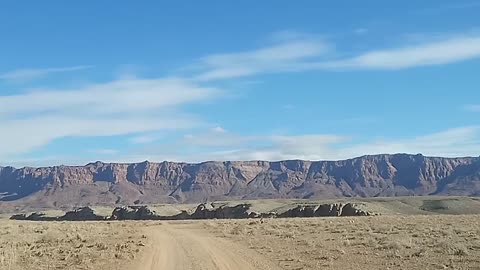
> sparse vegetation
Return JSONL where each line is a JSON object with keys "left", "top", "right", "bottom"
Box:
{"left": 205, "top": 215, "right": 480, "bottom": 270}
{"left": 0, "top": 221, "right": 146, "bottom": 270}
{"left": 420, "top": 200, "right": 450, "bottom": 211}
{"left": 2, "top": 199, "right": 480, "bottom": 270}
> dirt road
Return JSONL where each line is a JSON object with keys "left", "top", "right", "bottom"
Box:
{"left": 131, "top": 222, "right": 280, "bottom": 270}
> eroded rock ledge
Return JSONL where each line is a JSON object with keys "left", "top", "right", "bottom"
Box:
{"left": 10, "top": 202, "right": 374, "bottom": 221}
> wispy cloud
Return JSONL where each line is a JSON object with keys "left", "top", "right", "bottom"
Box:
{"left": 4, "top": 30, "right": 480, "bottom": 164}
{"left": 190, "top": 31, "right": 480, "bottom": 80}
{"left": 338, "top": 126, "right": 480, "bottom": 158}
{"left": 0, "top": 65, "right": 93, "bottom": 82}
{"left": 182, "top": 126, "right": 257, "bottom": 147}
{"left": 123, "top": 126, "right": 480, "bottom": 163}
{"left": 193, "top": 37, "right": 331, "bottom": 81}
{"left": 0, "top": 78, "right": 222, "bottom": 159}
{"left": 0, "top": 78, "right": 220, "bottom": 116}
{"left": 319, "top": 35, "right": 480, "bottom": 70}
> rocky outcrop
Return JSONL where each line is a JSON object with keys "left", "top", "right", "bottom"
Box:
{"left": 10, "top": 202, "right": 376, "bottom": 221}
{"left": 10, "top": 207, "right": 105, "bottom": 221}
{"left": 110, "top": 206, "right": 159, "bottom": 220}
{"left": 9, "top": 213, "right": 28, "bottom": 220}
{"left": 1, "top": 154, "right": 480, "bottom": 208}
{"left": 190, "top": 203, "right": 255, "bottom": 219}
{"left": 61, "top": 207, "right": 105, "bottom": 221}
{"left": 10, "top": 212, "right": 57, "bottom": 221}
{"left": 278, "top": 203, "right": 372, "bottom": 218}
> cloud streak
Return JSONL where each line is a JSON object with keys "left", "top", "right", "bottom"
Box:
{"left": 190, "top": 32, "right": 480, "bottom": 81}
{"left": 123, "top": 127, "right": 480, "bottom": 163}
{"left": 0, "top": 66, "right": 93, "bottom": 82}
{"left": 0, "top": 78, "right": 221, "bottom": 116}
{"left": 4, "top": 30, "right": 480, "bottom": 164}
{"left": 320, "top": 36, "right": 480, "bottom": 70}
{"left": 0, "top": 78, "right": 222, "bottom": 159}
{"left": 193, "top": 38, "right": 331, "bottom": 81}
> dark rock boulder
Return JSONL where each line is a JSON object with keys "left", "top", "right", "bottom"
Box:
{"left": 11, "top": 208, "right": 106, "bottom": 221}
{"left": 27, "top": 212, "right": 55, "bottom": 221}
{"left": 215, "top": 204, "right": 252, "bottom": 219}
{"left": 110, "top": 205, "right": 158, "bottom": 220}
{"left": 190, "top": 203, "right": 253, "bottom": 219}
{"left": 9, "top": 213, "right": 27, "bottom": 220}
{"left": 315, "top": 203, "right": 345, "bottom": 216}
{"left": 279, "top": 203, "right": 373, "bottom": 218}
{"left": 11, "top": 212, "right": 58, "bottom": 221}
{"left": 169, "top": 210, "right": 191, "bottom": 220}
{"left": 258, "top": 212, "right": 278, "bottom": 218}
{"left": 340, "top": 203, "right": 371, "bottom": 216}
{"left": 60, "top": 207, "right": 105, "bottom": 221}
{"left": 247, "top": 211, "right": 263, "bottom": 219}
{"left": 278, "top": 205, "right": 319, "bottom": 218}
{"left": 191, "top": 203, "right": 217, "bottom": 219}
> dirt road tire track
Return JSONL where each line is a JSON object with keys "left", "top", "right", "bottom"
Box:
{"left": 132, "top": 222, "right": 280, "bottom": 270}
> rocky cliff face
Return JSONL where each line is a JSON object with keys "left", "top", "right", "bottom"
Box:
{"left": 1, "top": 154, "right": 479, "bottom": 208}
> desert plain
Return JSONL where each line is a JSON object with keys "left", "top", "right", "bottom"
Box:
{"left": 1, "top": 196, "right": 480, "bottom": 270}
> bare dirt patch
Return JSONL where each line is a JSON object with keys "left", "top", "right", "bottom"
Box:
{"left": 129, "top": 222, "right": 280, "bottom": 270}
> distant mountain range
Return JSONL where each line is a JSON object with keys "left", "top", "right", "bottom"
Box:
{"left": 1, "top": 154, "right": 479, "bottom": 210}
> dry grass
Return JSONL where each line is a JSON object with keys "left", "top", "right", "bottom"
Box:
{"left": 2, "top": 203, "right": 480, "bottom": 270}
{"left": 0, "top": 221, "right": 147, "bottom": 270}
{"left": 204, "top": 215, "right": 480, "bottom": 270}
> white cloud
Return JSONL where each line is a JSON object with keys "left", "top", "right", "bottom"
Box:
{"left": 320, "top": 35, "right": 480, "bottom": 70}
{"left": 9, "top": 126, "right": 480, "bottom": 166}
{"left": 5, "top": 31, "right": 480, "bottom": 165}
{"left": 0, "top": 115, "right": 199, "bottom": 160}
{"left": 125, "top": 132, "right": 347, "bottom": 162}
{"left": 338, "top": 126, "right": 480, "bottom": 158}
{"left": 0, "top": 78, "right": 220, "bottom": 116}
{"left": 182, "top": 127, "right": 256, "bottom": 147}
{"left": 0, "top": 78, "right": 222, "bottom": 159}
{"left": 261, "top": 127, "right": 480, "bottom": 160}
{"left": 0, "top": 66, "right": 92, "bottom": 82}
{"left": 193, "top": 38, "right": 331, "bottom": 81}
{"left": 123, "top": 127, "right": 480, "bottom": 163}
{"left": 190, "top": 32, "right": 480, "bottom": 80}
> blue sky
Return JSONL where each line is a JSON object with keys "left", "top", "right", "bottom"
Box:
{"left": 1, "top": 1, "right": 480, "bottom": 166}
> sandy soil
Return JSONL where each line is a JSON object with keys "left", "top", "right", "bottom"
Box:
{"left": 131, "top": 222, "right": 280, "bottom": 270}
